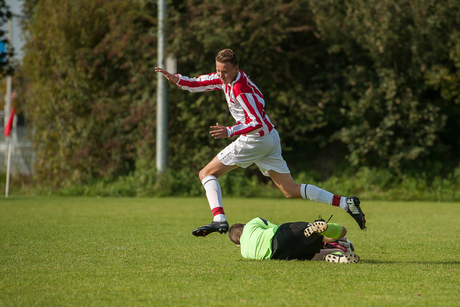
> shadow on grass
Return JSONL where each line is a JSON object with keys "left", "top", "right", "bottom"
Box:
{"left": 362, "top": 260, "right": 460, "bottom": 265}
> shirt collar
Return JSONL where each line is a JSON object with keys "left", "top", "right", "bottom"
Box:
{"left": 231, "top": 71, "right": 241, "bottom": 85}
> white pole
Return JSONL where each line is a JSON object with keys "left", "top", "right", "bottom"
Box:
{"left": 156, "top": 0, "right": 168, "bottom": 174}
{"left": 4, "top": 76, "right": 11, "bottom": 121}
{"left": 5, "top": 136, "right": 11, "bottom": 197}
{"left": 4, "top": 18, "right": 13, "bottom": 197}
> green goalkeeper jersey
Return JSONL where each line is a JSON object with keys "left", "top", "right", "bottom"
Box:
{"left": 240, "top": 217, "right": 280, "bottom": 260}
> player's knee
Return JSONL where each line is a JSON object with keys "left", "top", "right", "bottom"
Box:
{"left": 284, "top": 192, "right": 295, "bottom": 198}
{"left": 198, "top": 170, "right": 206, "bottom": 181}
{"left": 280, "top": 188, "right": 297, "bottom": 198}
{"left": 339, "top": 226, "right": 347, "bottom": 238}
{"left": 281, "top": 186, "right": 301, "bottom": 198}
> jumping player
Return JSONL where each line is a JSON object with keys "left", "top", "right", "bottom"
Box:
{"left": 155, "top": 49, "right": 366, "bottom": 236}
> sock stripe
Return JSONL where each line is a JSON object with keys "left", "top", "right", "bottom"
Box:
{"left": 202, "top": 177, "right": 218, "bottom": 187}
{"left": 332, "top": 195, "right": 341, "bottom": 207}
{"left": 212, "top": 207, "right": 225, "bottom": 216}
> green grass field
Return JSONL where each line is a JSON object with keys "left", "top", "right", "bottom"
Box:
{"left": 1, "top": 196, "right": 459, "bottom": 306}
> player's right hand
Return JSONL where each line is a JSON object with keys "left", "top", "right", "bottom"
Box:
{"left": 210, "top": 123, "right": 229, "bottom": 139}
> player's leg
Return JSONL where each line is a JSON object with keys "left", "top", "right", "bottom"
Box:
{"left": 192, "top": 156, "right": 238, "bottom": 237}
{"left": 268, "top": 170, "right": 366, "bottom": 229}
{"left": 266, "top": 172, "right": 301, "bottom": 198}
{"left": 199, "top": 156, "right": 238, "bottom": 223}
{"left": 312, "top": 249, "right": 360, "bottom": 263}
{"left": 322, "top": 223, "right": 347, "bottom": 242}
{"left": 303, "top": 217, "right": 346, "bottom": 239}
{"left": 312, "top": 225, "right": 360, "bottom": 263}
{"left": 299, "top": 181, "right": 366, "bottom": 230}
{"left": 257, "top": 130, "right": 366, "bottom": 229}
{"left": 199, "top": 155, "right": 239, "bottom": 181}
{"left": 194, "top": 134, "right": 274, "bottom": 236}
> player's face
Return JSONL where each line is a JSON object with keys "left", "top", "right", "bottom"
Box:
{"left": 216, "top": 61, "right": 239, "bottom": 84}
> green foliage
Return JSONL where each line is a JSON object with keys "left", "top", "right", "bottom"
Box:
{"left": 0, "top": 0, "right": 14, "bottom": 77}
{"left": 19, "top": 164, "right": 456, "bottom": 202}
{"left": 1, "top": 196, "right": 460, "bottom": 306}
{"left": 52, "top": 166, "right": 280, "bottom": 198}
{"left": 309, "top": 0, "right": 460, "bottom": 172}
{"left": 22, "top": 0, "right": 158, "bottom": 188}
{"left": 166, "top": 0, "right": 327, "bottom": 171}
{"left": 293, "top": 165, "right": 460, "bottom": 202}
{"left": 20, "top": 0, "right": 460, "bottom": 191}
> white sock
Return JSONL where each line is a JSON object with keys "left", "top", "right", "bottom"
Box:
{"left": 339, "top": 197, "right": 349, "bottom": 211}
{"left": 301, "top": 184, "right": 333, "bottom": 204}
{"left": 202, "top": 175, "right": 226, "bottom": 222}
{"left": 301, "top": 184, "right": 348, "bottom": 211}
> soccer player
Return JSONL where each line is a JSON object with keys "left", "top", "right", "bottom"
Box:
{"left": 228, "top": 216, "right": 360, "bottom": 263}
{"left": 155, "top": 49, "right": 366, "bottom": 236}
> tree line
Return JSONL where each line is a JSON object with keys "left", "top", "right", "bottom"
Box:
{"left": 19, "top": 0, "right": 460, "bottom": 190}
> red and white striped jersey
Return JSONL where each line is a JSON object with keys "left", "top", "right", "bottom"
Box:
{"left": 175, "top": 71, "right": 274, "bottom": 137}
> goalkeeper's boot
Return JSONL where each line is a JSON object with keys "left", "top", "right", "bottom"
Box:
{"left": 335, "top": 237, "right": 354, "bottom": 253}
{"left": 192, "top": 221, "right": 229, "bottom": 237}
{"left": 347, "top": 253, "right": 361, "bottom": 263}
{"left": 325, "top": 252, "right": 360, "bottom": 263}
{"left": 325, "top": 251, "right": 349, "bottom": 263}
{"left": 323, "top": 241, "right": 348, "bottom": 253}
{"left": 346, "top": 196, "right": 367, "bottom": 230}
{"left": 304, "top": 216, "right": 328, "bottom": 237}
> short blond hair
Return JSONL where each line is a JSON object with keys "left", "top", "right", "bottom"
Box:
{"left": 215, "top": 49, "right": 239, "bottom": 67}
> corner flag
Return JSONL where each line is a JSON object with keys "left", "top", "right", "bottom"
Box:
{"left": 4, "top": 107, "right": 14, "bottom": 137}
{"left": 5, "top": 107, "right": 14, "bottom": 198}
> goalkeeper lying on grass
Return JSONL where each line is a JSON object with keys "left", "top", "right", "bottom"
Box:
{"left": 228, "top": 216, "right": 360, "bottom": 263}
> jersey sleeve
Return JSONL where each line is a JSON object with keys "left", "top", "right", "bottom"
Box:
{"left": 175, "top": 73, "right": 223, "bottom": 92}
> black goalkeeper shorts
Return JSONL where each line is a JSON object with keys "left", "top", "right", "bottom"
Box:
{"left": 271, "top": 222, "right": 324, "bottom": 261}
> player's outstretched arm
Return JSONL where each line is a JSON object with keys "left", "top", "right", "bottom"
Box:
{"left": 155, "top": 67, "right": 179, "bottom": 83}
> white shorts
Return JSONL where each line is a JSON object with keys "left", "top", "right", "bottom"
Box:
{"left": 217, "top": 129, "right": 290, "bottom": 177}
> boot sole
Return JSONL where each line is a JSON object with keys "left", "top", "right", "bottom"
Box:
{"left": 325, "top": 253, "right": 360, "bottom": 263}
{"left": 304, "top": 221, "right": 328, "bottom": 237}
{"left": 192, "top": 226, "right": 228, "bottom": 237}
{"left": 347, "top": 253, "right": 360, "bottom": 263}
{"left": 325, "top": 253, "right": 348, "bottom": 263}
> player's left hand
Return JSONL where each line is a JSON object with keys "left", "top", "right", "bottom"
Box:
{"left": 154, "top": 67, "right": 179, "bottom": 83}
{"left": 210, "top": 123, "right": 228, "bottom": 139}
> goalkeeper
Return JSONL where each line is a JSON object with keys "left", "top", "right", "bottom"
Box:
{"left": 228, "top": 216, "right": 360, "bottom": 263}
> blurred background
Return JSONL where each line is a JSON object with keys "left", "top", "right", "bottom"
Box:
{"left": 1, "top": 0, "right": 459, "bottom": 200}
